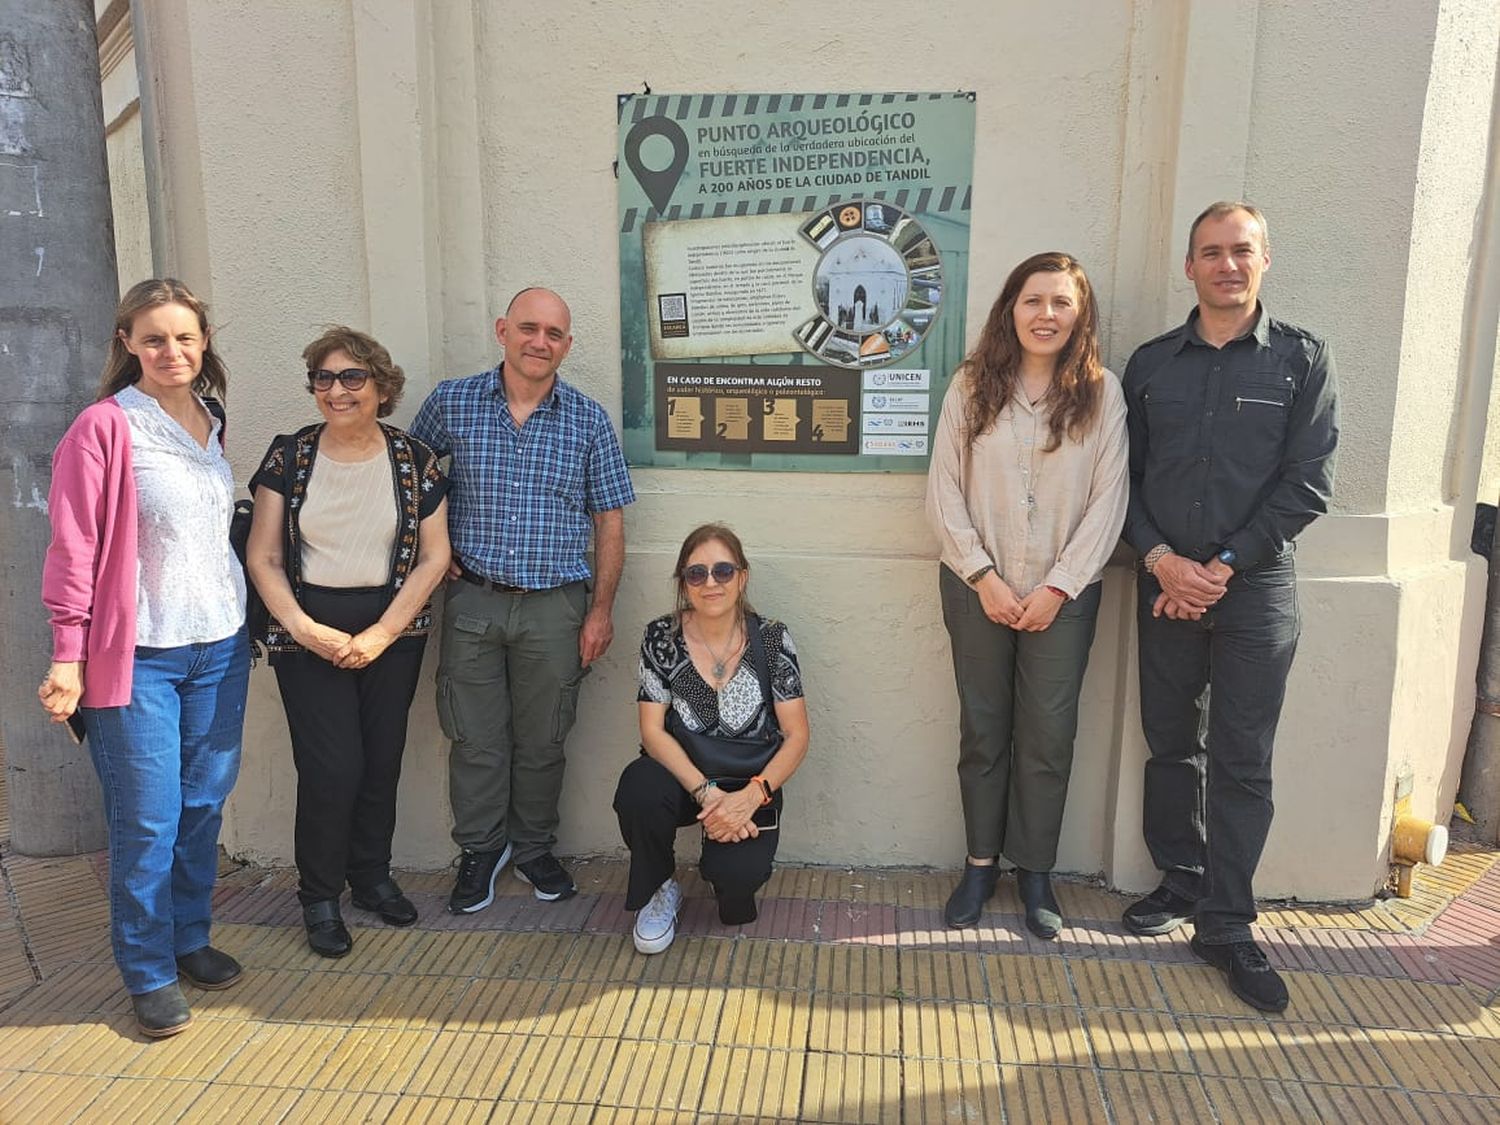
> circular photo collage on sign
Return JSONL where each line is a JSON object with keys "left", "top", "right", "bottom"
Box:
{"left": 794, "top": 199, "right": 942, "bottom": 369}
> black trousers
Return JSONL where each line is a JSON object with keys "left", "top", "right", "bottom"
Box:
{"left": 613, "top": 754, "right": 782, "bottom": 912}
{"left": 272, "top": 585, "right": 426, "bottom": 906}
{"left": 1136, "top": 556, "right": 1300, "bottom": 944}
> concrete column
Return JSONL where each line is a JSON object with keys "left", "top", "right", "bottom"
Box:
{"left": 0, "top": 0, "right": 114, "bottom": 854}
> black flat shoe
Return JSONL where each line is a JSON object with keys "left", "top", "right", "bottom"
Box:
{"left": 303, "top": 899, "right": 353, "bottom": 958}
{"left": 133, "top": 982, "right": 192, "bottom": 1038}
{"left": 944, "top": 861, "right": 1000, "bottom": 929}
{"left": 176, "top": 945, "right": 243, "bottom": 990}
{"left": 1016, "top": 868, "right": 1063, "bottom": 940}
{"left": 351, "top": 878, "right": 418, "bottom": 927}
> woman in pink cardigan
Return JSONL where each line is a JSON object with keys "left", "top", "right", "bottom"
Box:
{"left": 38, "top": 279, "right": 249, "bottom": 1039}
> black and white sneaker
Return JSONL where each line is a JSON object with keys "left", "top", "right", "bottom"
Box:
{"left": 514, "top": 852, "right": 577, "bottom": 901}
{"left": 448, "top": 843, "right": 513, "bottom": 914}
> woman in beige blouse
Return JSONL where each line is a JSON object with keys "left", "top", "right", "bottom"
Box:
{"left": 925, "top": 251, "right": 1128, "bottom": 938}
{"left": 247, "top": 328, "right": 450, "bottom": 957}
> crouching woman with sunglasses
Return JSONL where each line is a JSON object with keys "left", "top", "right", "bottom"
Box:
{"left": 613, "top": 523, "right": 811, "bottom": 954}
{"left": 246, "top": 328, "right": 450, "bottom": 957}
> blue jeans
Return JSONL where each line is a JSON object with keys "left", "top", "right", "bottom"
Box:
{"left": 82, "top": 629, "right": 249, "bottom": 994}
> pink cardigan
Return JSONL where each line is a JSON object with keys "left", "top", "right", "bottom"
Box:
{"left": 42, "top": 399, "right": 139, "bottom": 707}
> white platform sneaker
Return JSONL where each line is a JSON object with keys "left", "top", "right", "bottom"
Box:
{"left": 632, "top": 878, "right": 683, "bottom": 954}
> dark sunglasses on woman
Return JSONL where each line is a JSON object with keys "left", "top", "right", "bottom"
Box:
{"left": 307, "top": 368, "right": 370, "bottom": 392}
{"left": 683, "top": 562, "right": 741, "bottom": 586}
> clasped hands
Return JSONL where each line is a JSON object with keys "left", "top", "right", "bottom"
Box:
{"left": 696, "top": 784, "right": 763, "bottom": 842}
{"left": 974, "top": 571, "right": 1065, "bottom": 632}
{"left": 296, "top": 619, "right": 396, "bottom": 668}
{"left": 1151, "top": 553, "right": 1232, "bottom": 620}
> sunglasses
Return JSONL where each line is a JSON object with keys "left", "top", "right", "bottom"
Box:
{"left": 683, "top": 562, "right": 741, "bottom": 587}
{"left": 308, "top": 368, "right": 370, "bottom": 392}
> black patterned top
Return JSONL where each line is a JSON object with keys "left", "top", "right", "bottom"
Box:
{"left": 637, "top": 613, "right": 803, "bottom": 738}
{"left": 250, "top": 422, "right": 448, "bottom": 653}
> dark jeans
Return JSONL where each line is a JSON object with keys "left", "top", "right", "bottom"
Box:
{"left": 940, "top": 566, "right": 1102, "bottom": 870}
{"left": 613, "top": 755, "right": 782, "bottom": 912}
{"left": 1136, "top": 556, "right": 1300, "bottom": 943}
{"left": 272, "top": 586, "right": 426, "bottom": 906}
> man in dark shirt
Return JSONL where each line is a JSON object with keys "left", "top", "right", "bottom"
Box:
{"left": 1120, "top": 202, "right": 1338, "bottom": 1013}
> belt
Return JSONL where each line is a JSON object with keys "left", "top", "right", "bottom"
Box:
{"left": 456, "top": 564, "right": 532, "bottom": 595}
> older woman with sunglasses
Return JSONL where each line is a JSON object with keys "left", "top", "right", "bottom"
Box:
{"left": 612, "top": 523, "right": 811, "bottom": 954}
{"left": 246, "top": 328, "right": 450, "bottom": 957}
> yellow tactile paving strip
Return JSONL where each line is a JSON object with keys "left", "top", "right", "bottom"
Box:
{"left": 3, "top": 728, "right": 1500, "bottom": 1123}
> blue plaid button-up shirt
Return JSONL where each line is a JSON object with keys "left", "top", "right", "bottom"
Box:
{"left": 410, "top": 366, "right": 635, "bottom": 589}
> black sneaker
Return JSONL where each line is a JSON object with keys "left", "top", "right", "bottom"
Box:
{"left": 448, "top": 844, "right": 512, "bottom": 914}
{"left": 514, "top": 853, "right": 577, "bottom": 901}
{"left": 1190, "top": 934, "right": 1289, "bottom": 1013}
{"left": 1122, "top": 884, "right": 1197, "bottom": 935}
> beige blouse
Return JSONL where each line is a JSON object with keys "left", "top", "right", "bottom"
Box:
{"left": 925, "top": 369, "right": 1129, "bottom": 599}
{"left": 298, "top": 451, "right": 400, "bottom": 587}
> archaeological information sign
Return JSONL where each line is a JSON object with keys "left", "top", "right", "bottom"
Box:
{"left": 617, "top": 92, "right": 976, "bottom": 472}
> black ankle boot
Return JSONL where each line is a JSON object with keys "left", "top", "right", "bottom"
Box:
{"left": 1016, "top": 868, "right": 1063, "bottom": 939}
{"left": 944, "top": 861, "right": 999, "bottom": 929}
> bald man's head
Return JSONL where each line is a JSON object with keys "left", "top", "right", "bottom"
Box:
{"left": 496, "top": 287, "right": 573, "bottom": 388}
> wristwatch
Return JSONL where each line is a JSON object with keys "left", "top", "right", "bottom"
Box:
{"left": 750, "top": 775, "right": 774, "bottom": 806}
{"left": 967, "top": 564, "right": 995, "bottom": 585}
{"left": 1216, "top": 548, "right": 1238, "bottom": 571}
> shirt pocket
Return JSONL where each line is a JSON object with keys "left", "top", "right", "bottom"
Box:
{"left": 530, "top": 430, "right": 586, "bottom": 503}
{"left": 1142, "top": 384, "right": 1196, "bottom": 457}
{"left": 1228, "top": 368, "right": 1294, "bottom": 471}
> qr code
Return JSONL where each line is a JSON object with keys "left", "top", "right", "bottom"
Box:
{"left": 658, "top": 293, "right": 687, "bottom": 321}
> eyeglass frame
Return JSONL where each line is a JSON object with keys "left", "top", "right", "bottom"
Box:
{"left": 682, "top": 562, "right": 743, "bottom": 587}
{"left": 307, "top": 367, "right": 372, "bottom": 392}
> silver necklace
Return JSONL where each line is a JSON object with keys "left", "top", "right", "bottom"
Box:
{"left": 692, "top": 621, "right": 743, "bottom": 685}
{"left": 1007, "top": 401, "right": 1040, "bottom": 520}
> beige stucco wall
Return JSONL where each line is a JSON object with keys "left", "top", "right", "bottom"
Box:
{"left": 100, "top": 2, "right": 151, "bottom": 290}
{"left": 111, "top": 0, "right": 1500, "bottom": 901}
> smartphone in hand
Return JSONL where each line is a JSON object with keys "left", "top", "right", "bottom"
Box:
{"left": 64, "top": 711, "right": 87, "bottom": 745}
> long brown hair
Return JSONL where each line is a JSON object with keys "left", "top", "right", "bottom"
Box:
{"left": 672, "top": 522, "right": 755, "bottom": 625}
{"left": 960, "top": 252, "right": 1103, "bottom": 453}
{"left": 97, "top": 278, "right": 229, "bottom": 401}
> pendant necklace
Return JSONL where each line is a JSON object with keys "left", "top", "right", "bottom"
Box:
{"left": 1008, "top": 401, "right": 1040, "bottom": 522}
{"left": 694, "top": 621, "right": 743, "bottom": 686}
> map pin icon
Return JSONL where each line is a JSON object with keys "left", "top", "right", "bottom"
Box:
{"left": 625, "top": 114, "right": 690, "bottom": 215}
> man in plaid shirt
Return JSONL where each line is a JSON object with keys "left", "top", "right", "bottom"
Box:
{"left": 411, "top": 287, "right": 635, "bottom": 910}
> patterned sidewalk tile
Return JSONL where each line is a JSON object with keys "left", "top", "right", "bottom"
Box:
{"left": 3, "top": 838, "right": 1500, "bottom": 1121}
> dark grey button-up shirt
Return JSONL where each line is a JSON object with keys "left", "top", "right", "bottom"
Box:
{"left": 1122, "top": 305, "right": 1339, "bottom": 571}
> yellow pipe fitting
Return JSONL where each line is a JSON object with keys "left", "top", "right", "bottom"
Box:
{"left": 1392, "top": 814, "right": 1449, "bottom": 868}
